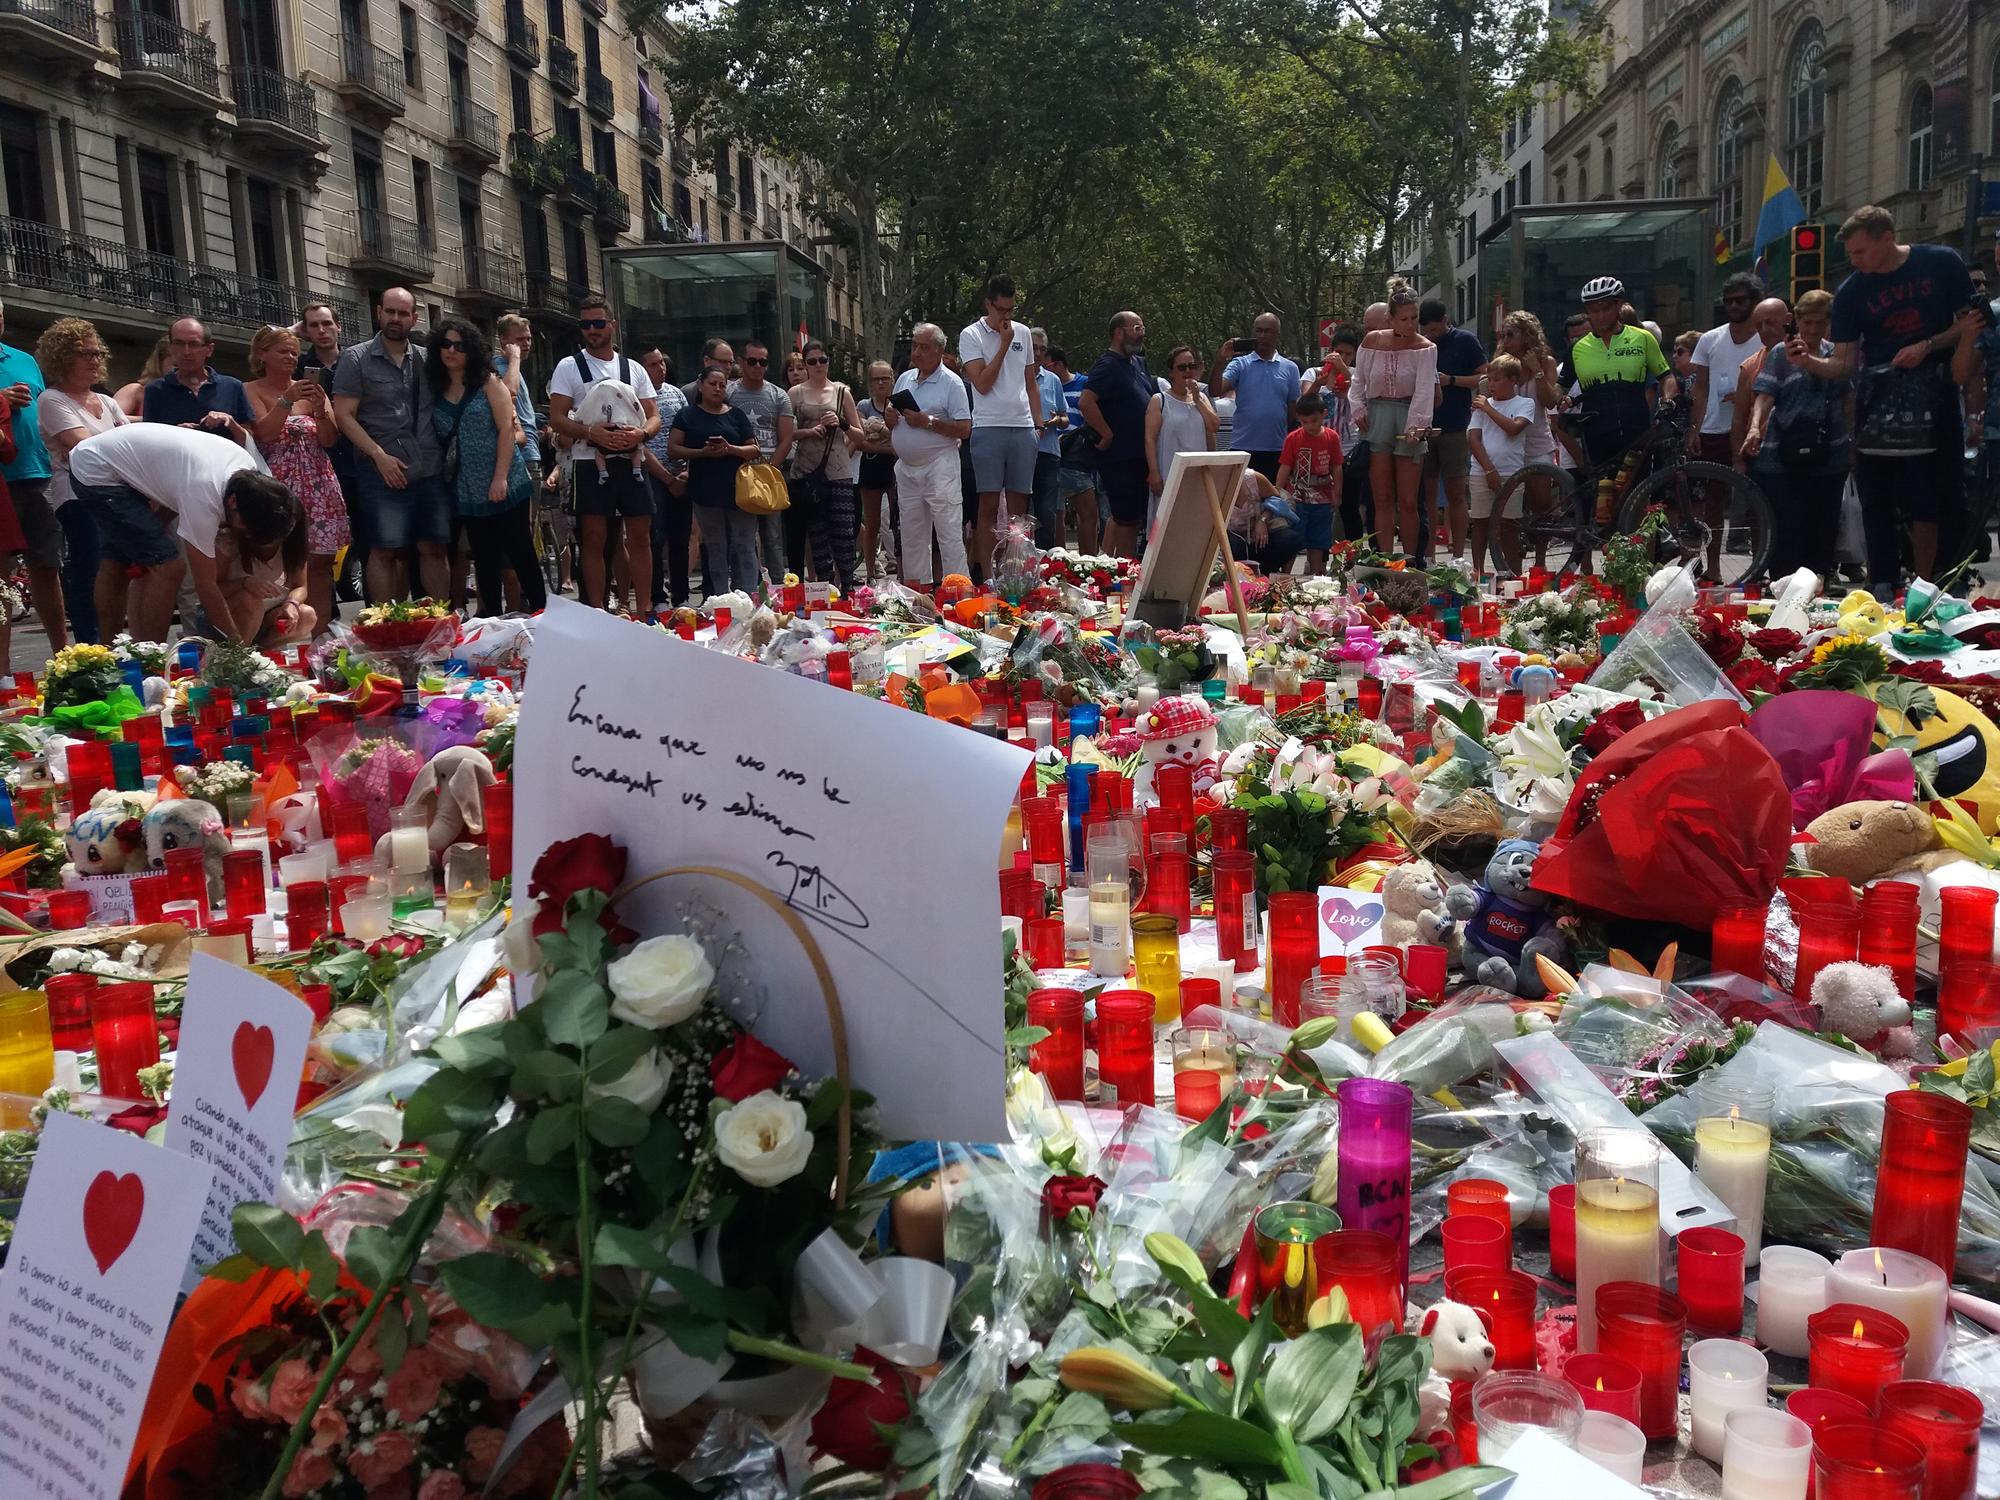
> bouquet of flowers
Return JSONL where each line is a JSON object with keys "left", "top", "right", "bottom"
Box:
{"left": 111, "top": 631, "right": 170, "bottom": 676}
{"left": 1500, "top": 586, "right": 1614, "bottom": 658}
{"left": 351, "top": 598, "right": 460, "bottom": 656}
{"left": 317, "top": 735, "right": 424, "bottom": 840}
{"left": 1127, "top": 625, "right": 1216, "bottom": 692}
{"left": 1040, "top": 548, "right": 1140, "bottom": 597}
{"left": 198, "top": 638, "right": 299, "bottom": 699}
{"left": 41, "top": 642, "right": 122, "bottom": 710}
{"left": 178, "top": 758, "right": 257, "bottom": 807}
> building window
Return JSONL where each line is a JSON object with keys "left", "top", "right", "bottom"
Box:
{"left": 1519, "top": 161, "right": 1532, "bottom": 203}
{"left": 399, "top": 4, "right": 420, "bottom": 91}
{"left": 1520, "top": 105, "right": 1532, "bottom": 142}
{"left": 0, "top": 105, "right": 47, "bottom": 224}
{"left": 592, "top": 127, "right": 615, "bottom": 181}
{"left": 544, "top": 0, "right": 564, "bottom": 40}
{"left": 1504, "top": 176, "right": 1515, "bottom": 211}
{"left": 1505, "top": 114, "right": 1517, "bottom": 154}
{"left": 1714, "top": 79, "right": 1746, "bottom": 247}
{"left": 673, "top": 179, "right": 692, "bottom": 225}
{"left": 1990, "top": 44, "right": 2000, "bottom": 154}
{"left": 511, "top": 71, "right": 532, "bottom": 132}
{"left": 1657, "top": 122, "right": 1680, "bottom": 197}
{"left": 412, "top": 159, "right": 434, "bottom": 248}
{"left": 1578, "top": 158, "right": 1588, "bottom": 201}
{"left": 1910, "top": 83, "right": 1935, "bottom": 190}
{"left": 1555, "top": 166, "right": 1566, "bottom": 203}
{"left": 583, "top": 21, "right": 599, "bottom": 72}
{"left": 135, "top": 147, "right": 176, "bottom": 256}
{"left": 244, "top": 179, "right": 282, "bottom": 281}
{"left": 640, "top": 160, "right": 662, "bottom": 222}
{"left": 1600, "top": 136, "right": 1614, "bottom": 197}
{"left": 1787, "top": 22, "right": 1826, "bottom": 217}
{"left": 1490, "top": 187, "right": 1502, "bottom": 222}
{"left": 520, "top": 194, "right": 547, "bottom": 271}
{"left": 738, "top": 150, "right": 755, "bottom": 214}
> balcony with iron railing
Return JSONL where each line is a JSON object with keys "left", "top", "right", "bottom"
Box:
{"left": 230, "top": 65, "right": 323, "bottom": 148}
{"left": 440, "top": 0, "right": 479, "bottom": 29}
{"left": 524, "top": 268, "right": 587, "bottom": 319}
{"left": 548, "top": 38, "right": 577, "bottom": 95}
{"left": 114, "top": 10, "right": 223, "bottom": 107}
{"left": 585, "top": 70, "right": 614, "bottom": 118}
{"left": 1886, "top": 0, "right": 1937, "bottom": 48}
{"left": 333, "top": 207, "right": 436, "bottom": 282}
{"left": 638, "top": 116, "right": 662, "bottom": 155}
{"left": 504, "top": 9, "right": 539, "bottom": 64}
{"left": 455, "top": 244, "right": 527, "bottom": 307}
{"left": 337, "top": 33, "right": 406, "bottom": 119}
{"left": 0, "top": 213, "right": 357, "bottom": 334}
{"left": 557, "top": 160, "right": 595, "bottom": 210}
{"left": 447, "top": 98, "right": 500, "bottom": 166}
{"left": 594, "top": 179, "right": 630, "bottom": 235}
{"left": 0, "top": 0, "right": 99, "bottom": 63}
{"left": 644, "top": 210, "right": 690, "bottom": 245}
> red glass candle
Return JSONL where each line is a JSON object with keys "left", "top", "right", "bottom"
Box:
{"left": 1456, "top": 659, "right": 1482, "bottom": 693}
{"left": 1027, "top": 988, "right": 1086, "bottom": 1101}
{"left": 285, "top": 880, "right": 332, "bottom": 951}
{"left": 164, "top": 845, "right": 209, "bottom": 923}
{"left": 1000, "top": 867, "right": 1040, "bottom": 923}
{"left": 1153, "top": 761, "right": 1194, "bottom": 825}
{"left": 223, "top": 850, "right": 267, "bottom": 918}
{"left": 1935, "top": 961, "right": 2000, "bottom": 1050}
{"left": 1093, "top": 989, "right": 1155, "bottom": 1106}
{"left": 1315, "top": 1229, "right": 1405, "bottom": 1350}
{"left": 1441, "top": 1215, "right": 1510, "bottom": 1275}
{"left": 1811, "top": 1424, "right": 1924, "bottom": 1500}
{"left": 1876, "top": 1381, "right": 1984, "bottom": 1500}
{"left": 90, "top": 981, "right": 159, "bottom": 1099}
{"left": 1447, "top": 1177, "right": 1513, "bottom": 1230}
{"left": 1178, "top": 977, "right": 1222, "bottom": 1021}
{"left": 1678, "top": 1225, "right": 1747, "bottom": 1335}
{"left": 1789, "top": 1384, "right": 1869, "bottom": 1498}
{"left": 824, "top": 650, "right": 853, "bottom": 690}
{"left": 1174, "top": 1067, "right": 1222, "bottom": 1121}
{"left": 43, "top": 972, "right": 96, "bottom": 1053}
{"left": 1548, "top": 1184, "right": 1576, "bottom": 1282}
{"left": 1097, "top": 773, "right": 1130, "bottom": 816}
{"left": 1859, "top": 883, "right": 1919, "bottom": 1003}
{"left": 1711, "top": 903, "right": 1769, "bottom": 982}
{"left": 328, "top": 802, "right": 371, "bottom": 867}
{"left": 1445, "top": 1267, "right": 1536, "bottom": 1370}
{"left": 483, "top": 778, "right": 514, "bottom": 881}
{"left": 1871, "top": 1090, "right": 1973, "bottom": 1280}
{"left": 1147, "top": 841, "right": 1191, "bottom": 934}
{"left": 46, "top": 890, "right": 89, "bottom": 930}
{"left": 1492, "top": 688, "right": 1524, "bottom": 731}
{"left": 1794, "top": 908, "right": 1860, "bottom": 1000}
{"left": 1938, "top": 886, "right": 1997, "bottom": 974}
{"left": 1025, "top": 917, "right": 1066, "bottom": 971}
{"left": 129, "top": 875, "right": 169, "bottom": 926}
{"left": 1808, "top": 1305, "right": 1909, "bottom": 1410}
{"left": 328, "top": 873, "right": 373, "bottom": 932}
{"left": 1564, "top": 1353, "right": 1642, "bottom": 1426}
{"left": 1595, "top": 1282, "right": 1687, "bottom": 1440}
{"left": 1357, "top": 676, "right": 1384, "bottom": 719}
{"left": 1211, "top": 851, "right": 1259, "bottom": 974}
{"left": 1267, "top": 891, "right": 1317, "bottom": 1028}
{"left": 1207, "top": 807, "right": 1247, "bottom": 853}
{"left": 1404, "top": 943, "right": 1447, "bottom": 1001}
{"left": 65, "top": 741, "right": 110, "bottom": 812}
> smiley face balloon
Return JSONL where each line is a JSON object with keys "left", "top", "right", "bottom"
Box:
{"left": 1876, "top": 685, "right": 2000, "bottom": 833}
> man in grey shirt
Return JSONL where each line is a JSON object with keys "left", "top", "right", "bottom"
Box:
{"left": 727, "top": 338, "right": 795, "bottom": 581}
{"left": 332, "top": 287, "right": 449, "bottom": 600}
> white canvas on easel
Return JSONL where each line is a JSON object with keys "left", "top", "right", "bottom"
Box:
{"left": 1132, "top": 449, "right": 1252, "bottom": 637}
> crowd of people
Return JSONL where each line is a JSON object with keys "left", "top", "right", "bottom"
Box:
{"left": 0, "top": 202, "right": 1993, "bottom": 660}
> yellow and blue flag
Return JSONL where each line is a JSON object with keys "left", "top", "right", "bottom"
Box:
{"left": 1752, "top": 154, "right": 1808, "bottom": 259}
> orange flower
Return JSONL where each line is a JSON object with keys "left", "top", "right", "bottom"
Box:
{"left": 383, "top": 1347, "right": 446, "bottom": 1422}
{"left": 265, "top": 1359, "right": 319, "bottom": 1425}
{"left": 308, "top": 1405, "right": 348, "bottom": 1454}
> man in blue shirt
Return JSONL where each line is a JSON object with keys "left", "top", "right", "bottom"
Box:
{"left": 1079, "top": 311, "right": 1155, "bottom": 558}
{"left": 1030, "top": 328, "right": 1070, "bottom": 549}
{"left": 1419, "top": 300, "right": 1489, "bottom": 564}
{"left": 142, "top": 317, "right": 255, "bottom": 433}
{"left": 0, "top": 297, "right": 69, "bottom": 649}
{"left": 1044, "top": 345, "right": 1099, "bottom": 552}
{"left": 1209, "top": 312, "right": 1301, "bottom": 479}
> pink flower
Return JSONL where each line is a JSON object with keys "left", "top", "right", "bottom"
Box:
{"left": 309, "top": 1404, "right": 349, "bottom": 1454}
{"left": 463, "top": 1427, "right": 508, "bottom": 1484}
{"left": 383, "top": 1347, "right": 447, "bottom": 1420}
{"left": 345, "top": 1325, "right": 383, "bottom": 1378}
{"left": 265, "top": 1359, "right": 320, "bottom": 1425}
{"left": 350, "top": 1431, "right": 419, "bottom": 1489}
{"left": 282, "top": 1450, "right": 337, "bottom": 1499}
{"left": 229, "top": 1374, "right": 271, "bottom": 1422}
{"left": 418, "top": 1475, "right": 468, "bottom": 1500}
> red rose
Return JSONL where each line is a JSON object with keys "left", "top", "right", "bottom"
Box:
{"left": 1580, "top": 699, "right": 1646, "bottom": 755}
{"left": 1747, "top": 627, "right": 1802, "bottom": 658}
{"left": 809, "top": 1348, "right": 914, "bottom": 1471}
{"left": 107, "top": 1103, "right": 167, "bottom": 1135}
{"left": 1040, "top": 1173, "right": 1108, "bottom": 1228}
{"left": 1725, "top": 658, "right": 1782, "bottom": 696}
{"left": 528, "top": 833, "right": 633, "bottom": 940}
{"left": 709, "top": 1033, "right": 796, "bottom": 1101}
{"left": 1698, "top": 614, "right": 1743, "bottom": 668}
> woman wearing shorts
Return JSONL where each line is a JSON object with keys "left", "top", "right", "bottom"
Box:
{"left": 1353, "top": 281, "right": 1436, "bottom": 557}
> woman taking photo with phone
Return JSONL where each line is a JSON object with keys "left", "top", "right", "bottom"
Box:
{"left": 1743, "top": 288, "right": 1850, "bottom": 580}
{"left": 1353, "top": 280, "right": 1437, "bottom": 557}
{"left": 670, "top": 366, "right": 762, "bottom": 592}
{"left": 246, "top": 324, "right": 346, "bottom": 634}
{"left": 426, "top": 317, "right": 542, "bottom": 616}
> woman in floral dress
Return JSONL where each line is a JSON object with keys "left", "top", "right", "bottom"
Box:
{"left": 246, "top": 324, "right": 347, "bottom": 638}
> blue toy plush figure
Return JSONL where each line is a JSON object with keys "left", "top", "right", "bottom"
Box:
{"left": 1444, "top": 837, "right": 1568, "bottom": 997}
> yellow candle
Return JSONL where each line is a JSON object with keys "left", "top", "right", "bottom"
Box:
{"left": 1575, "top": 1176, "right": 1661, "bottom": 1352}
{"left": 1696, "top": 1111, "right": 1773, "bottom": 1265}
{"left": 0, "top": 992, "right": 55, "bottom": 1125}
{"left": 1132, "top": 914, "right": 1182, "bottom": 1024}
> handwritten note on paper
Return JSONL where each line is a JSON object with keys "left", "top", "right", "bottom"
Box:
{"left": 164, "top": 955, "right": 314, "bottom": 1291}
{"left": 0, "top": 1109, "right": 211, "bottom": 1500}
{"left": 515, "top": 601, "right": 1032, "bottom": 1141}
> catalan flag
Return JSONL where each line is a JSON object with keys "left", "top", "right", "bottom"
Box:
{"left": 1714, "top": 229, "right": 1732, "bottom": 266}
{"left": 1752, "top": 153, "right": 1809, "bottom": 260}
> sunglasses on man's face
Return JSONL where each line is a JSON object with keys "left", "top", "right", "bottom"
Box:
{"left": 579, "top": 318, "right": 609, "bottom": 330}
{"left": 1173, "top": 361, "right": 1198, "bottom": 371}
{"left": 744, "top": 356, "right": 768, "bottom": 365}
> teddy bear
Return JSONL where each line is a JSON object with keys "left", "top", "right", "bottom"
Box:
{"left": 1414, "top": 1300, "right": 1497, "bottom": 1447}
{"left": 1378, "top": 860, "right": 1456, "bottom": 955}
{"left": 1802, "top": 801, "right": 1958, "bottom": 885}
{"left": 1444, "top": 838, "right": 1568, "bottom": 998}
{"left": 142, "top": 798, "right": 230, "bottom": 902}
{"left": 1811, "top": 960, "right": 1920, "bottom": 1059}
{"left": 63, "top": 790, "right": 153, "bottom": 879}
{"left": 402, "top": 745, "right": 497, "bottom": 861}
{"left": 1132, "top": 694, "right": 1220, "bottom": 802}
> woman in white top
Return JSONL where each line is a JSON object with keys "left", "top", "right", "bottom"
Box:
{"left": 1497, "top": 311, "right": 1563, "bottom": 556}
{"left": 1144, "top": 345, "right": 1218, "bottom": 533}
{"left": 1352, "top": 282, "right": 1437, "bottom": 557}
{"left": 36, "top": 317, "right": 125, "bottom": 642}
{"left": 785, "top": 340, "right": 864, "bottom": 590}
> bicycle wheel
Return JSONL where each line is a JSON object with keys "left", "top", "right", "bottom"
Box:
{"left": 1492, "top": 463, "right": 1583, "bottom": 577}
{"left": 1614, "top": 461, "right": 1773, "bottom": 587}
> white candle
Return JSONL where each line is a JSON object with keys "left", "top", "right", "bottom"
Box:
{"left": 388, "top": 823, "right": 430, "bottom": 875}
{"left": 1721, "top": 1408, "right": 1810, "bottom": 1500}
{"left": 1062, "top": 885, "right": 1091, "bottom": 951}
{"left": 1696, "top": 1111, "right": 1773, "bottom": 1265}
{"left": 1575, "top": 1411, "right": 1645, "bottom": 1484}
{"left": 1575, "top": 1176, "right": 1660, "bottom": 1352}
{"left": 1825, "top": 1246, "right": 1949, "bottom": 1379}
{"left": 1688, "top": 1338, "right": 1769, "bottom": 1462}
{"left": 1752, "top": 1246, "right": 1830, "bottom": 1358}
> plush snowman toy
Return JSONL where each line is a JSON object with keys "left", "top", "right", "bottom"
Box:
{"left": 1133, "top": 695, "right": 1221, "bottom": 802}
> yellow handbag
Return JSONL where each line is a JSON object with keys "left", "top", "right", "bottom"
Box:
{"left": 735, "top": 462, "right": 790, "bottom": 514}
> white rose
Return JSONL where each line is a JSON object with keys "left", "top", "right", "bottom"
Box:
{"left": 586, "top": 1048, "right": 673, "bottom": 1114}
{"left": 713, "top": 1091, "right": 813, "bottom": 1187}
{"left": 500, "top": 895, "right": 545, "bottom": 975}
{"left": 607, "top": 934, "right": 714, "bottom": 1029}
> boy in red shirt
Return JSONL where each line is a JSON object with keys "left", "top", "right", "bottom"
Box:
{"left": 1276, "top": 392, "right": 1342, "bottom": 572}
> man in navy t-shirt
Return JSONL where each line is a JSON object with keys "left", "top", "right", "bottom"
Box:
{"left": 1078, "top": 310, "right": 1154, "bottom": 558}
{"left": 1799, "top": 204, "right": 1978, "bottom": 593}
{"left": 1419, "top": 300, "right": 1488, "bottom": 565}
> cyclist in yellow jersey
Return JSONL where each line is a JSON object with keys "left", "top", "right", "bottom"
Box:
{"left": 1569, "top": 277, "right": 1670, "bottom": 466}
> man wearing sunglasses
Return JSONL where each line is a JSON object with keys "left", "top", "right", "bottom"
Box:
{"left": 1687, "top": 272, "right": 1766, "bottom": 464}
{"left": 333, "top": 287, "right": 450, "bottom": 600}
{"left": 547, "top": 296, "right": 661, "bottom": 615}
{"left": 726, "top": 340, "right": 794, "bottom": 578}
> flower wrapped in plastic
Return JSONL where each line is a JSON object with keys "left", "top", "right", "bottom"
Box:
{"left": 1549, "top": 962, "right": 1736, "bottom": 1105}
{"left": 1748, "top": 687, "right": 1915, "bottom": 829}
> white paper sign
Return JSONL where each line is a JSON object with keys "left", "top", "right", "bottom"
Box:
{"left": 0, "top": 1110, "right": 212, "bottom": 1500}
{"left": 515, "top": 601, "right": 1030, "bottom": 1141}
{"left": 164, "top": 955, "right": 315, "bottom": 1291}
{"left": 1315, "top": 884, "right": 1386, "bottom": 959}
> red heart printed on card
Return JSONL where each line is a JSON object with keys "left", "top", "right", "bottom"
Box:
{"left": 232, "top": 1021, "right": 275, "bottom": 1112}
{"left": 1319, "top": 895, "right": 1385, "bottom": 946}
{"left": 83, "top": 1170, "right": 145, "bottom": 1276}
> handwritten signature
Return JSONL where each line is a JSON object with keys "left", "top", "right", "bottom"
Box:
{"left": 767, "top": 851, "right": 868, "bottom": 930}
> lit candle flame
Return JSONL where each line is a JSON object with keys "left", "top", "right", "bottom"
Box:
{"left": 1595, "top": 1377, "right": 1605, "bottom": 1392}
{"left": 1852, "top": 1318, "right": 1866, "bottom": 1340}
{"left": 1873, "top": 1248, "right": 1887, "bottom": 1287}
{"left": 1729, "top": 1104, "right": 1741, "bottom": 1124}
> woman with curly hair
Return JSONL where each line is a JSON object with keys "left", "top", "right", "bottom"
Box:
{"left": 427, "top": 316, "right": 540, "bottom": 616}
{"left": 36, "top": 316, "right": 119, "bottom": 643}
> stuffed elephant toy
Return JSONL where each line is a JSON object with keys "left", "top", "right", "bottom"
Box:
{"left": 142, "top": 797, "right": 231, "bottom": 902}
{"left": 403, "top": 745, "right": 497, "bottom": 861}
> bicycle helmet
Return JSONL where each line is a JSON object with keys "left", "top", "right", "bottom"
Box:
{"left": 1581, "top": 275, "right": 1626, "bottom": 303}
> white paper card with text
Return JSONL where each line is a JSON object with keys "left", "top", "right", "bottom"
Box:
{"left": 515, "top": 601, "right": 1031, "bottom": 1140}
{"left": 0, "top": 1109, "right": 212, "bottom": 1500}
{"left": 1315, "top": 884, "right": 1387, "bottom": 959}
{"left": 164, "top": 955, "right": 315, "bottom": 1291}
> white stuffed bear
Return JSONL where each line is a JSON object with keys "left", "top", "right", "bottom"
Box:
{"left": 1414, "top": 1300, "right": 1497, "bottom": 1440}
{"left": 1132, "top": 695, "right": 1221, "bottom": 802}
{"left": 1378, "top": 860, "right": 1456, "bottom": 954}
{"left": 1811, "top": 960, "right": 1920, "bottom": 1059}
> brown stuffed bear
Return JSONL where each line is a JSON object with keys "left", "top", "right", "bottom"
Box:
{"left": 1801, "top": 800, "right": 1957, "bottom": 884}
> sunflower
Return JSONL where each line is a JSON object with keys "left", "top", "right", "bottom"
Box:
{"left": 1809, "top": 633, "right": 1886, "bottom": 670}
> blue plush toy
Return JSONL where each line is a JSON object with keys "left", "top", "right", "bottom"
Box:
{"left": 1443, "top": 837, "right": 1568, "bottom": 997}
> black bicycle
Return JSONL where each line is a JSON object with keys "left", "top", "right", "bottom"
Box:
{"left": 1494, "top": 397, "right": 1774, "bottom": 585}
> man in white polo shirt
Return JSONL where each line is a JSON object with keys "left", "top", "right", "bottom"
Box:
{"left": 887, "top": 323, "right": 972, "bottom": 590}
{"left": 958, "top": 273, "right": 1043, "bottom": 579}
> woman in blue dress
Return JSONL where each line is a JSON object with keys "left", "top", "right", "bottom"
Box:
{"left": 428, "top": 316, "right": 544, "bottom": 615}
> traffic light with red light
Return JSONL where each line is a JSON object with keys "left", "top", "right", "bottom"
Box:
{"left": 1791, "top": 222, "right": 1824, "bottom": 297}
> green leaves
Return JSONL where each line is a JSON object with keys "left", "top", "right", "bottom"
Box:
{"left": 587, "top": 1026, "right": 660, "bottom": 1082}
{"left": 400, "top": 1067, "right": 502, "bottom": 1145}
{"left": 1112, "top": 1411, "right": 1283, "bottom": 1468}
{"left": 1227, "top": 1297, "right": 1278, "bottom": 1419}
{"left": 439, "top": 1251, "right": 552, "bottom": 1332}
{"left": 540, "top": 966, "right": 611, "bottom": 1050}
{"left": 232, "top": 1202, "right": 304, "bottom": 1271}
{"left": 512, "top": 1048, "right": 583, "bottom": 1102}
{"left": 345, "top": 1225, "right": 398, "bottom": 1292}
{"left": 585, "top": 1095, "right": 651, "bottom": 1147}
{"left": 1146, "top": 1234, "right": 1251, "bottom": 1360}
{"left": 1263, "top": 1323, "right": 1364, "bottom": 1443}
{"left": 527, "top": 1102, "right": 581, "bottom": 1164}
